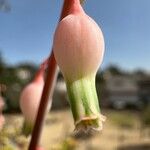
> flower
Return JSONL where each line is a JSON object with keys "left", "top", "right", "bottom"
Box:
{"left": 20, "top": 59, "right": 51, "bottom": 136}
{"left": 53, "top": 0, "right": 105, "bottom": 131}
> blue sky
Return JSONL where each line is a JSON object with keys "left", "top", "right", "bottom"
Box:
{"left": 0, "top": 0, "right": 150, "bottom": 71}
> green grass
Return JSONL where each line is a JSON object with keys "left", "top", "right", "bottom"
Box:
{"left": 1, "top": 110, "right": 149, "bottom": 150}
{"left": 108, "top": 110, "right": 137, "bottom": 128}
{"left": 141, "top": 105, "right": 150, "bottom": 126}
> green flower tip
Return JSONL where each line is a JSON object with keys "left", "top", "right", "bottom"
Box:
{"left": 22, "top": 120, "right": 33, "bottom": 137}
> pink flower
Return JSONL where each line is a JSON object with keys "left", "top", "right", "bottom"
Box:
{"left": 20, "top": 73, "right": 44, "bottom": 125}
{"left": 53, "top": 0, "right": 105, "bottom": 131}
{"left": 53, "top": 0, "right": 104, "bottom": 82}
{"left": 20, "top": 59, "right": 51, "bottom": 136}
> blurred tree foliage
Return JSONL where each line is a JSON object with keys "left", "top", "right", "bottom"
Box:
{"left": 96, "top": 71, "right": 105, "bottom": 105}
{"left": 141, "top": 104, "right": 150, "bottom": 127}
{"left": 0, "top": 52, "right": 37, "bottom": 112}
{"left": 1, "top": 50, "right": 149, "bottom": 113}
{"left": 105, "top": 65, "right": 124, "bottom": 76}
{"left": 0, "top": 0, "right": 11, "bottom": 12}
{"left": 0, "top": 52, "right": 5, "bottom": 73}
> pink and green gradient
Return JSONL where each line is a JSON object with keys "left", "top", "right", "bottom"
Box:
{"left": 20, "top": 69, "right": 44, "bottom": 136}
{"left": 20, "top": 59, "right": 51, "bottom": 136}
{"left": 53, "top": 0, "right": 105, "bottom": 131}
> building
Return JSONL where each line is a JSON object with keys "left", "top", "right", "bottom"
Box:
{"left": 138, "top": 77, "right": 150, "bottom": 105}
{"left": 103, "top": 75, "right": 141, "bottom": 109}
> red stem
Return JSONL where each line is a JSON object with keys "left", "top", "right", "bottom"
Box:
{"left": 33, "top": 58, "right": 49, "bottom": 83}
{"left": 28, "top": 0, "right": 77, "bottom": 149}
{"left": 33, "top": 68, "right": 44, "bottom": 84}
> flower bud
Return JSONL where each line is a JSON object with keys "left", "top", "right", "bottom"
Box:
{"left": 53, "top": 0, "right": 105, "bottom": 131}
{"left": 20, "top": 71, "right": 44, "bottom": 136}
{"left": 20, "top": 59, "right": 51, "bottom": 136}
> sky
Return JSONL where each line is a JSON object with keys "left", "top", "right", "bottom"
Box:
{"left": 0, "top": 0, "right": 150, "bottom": 72}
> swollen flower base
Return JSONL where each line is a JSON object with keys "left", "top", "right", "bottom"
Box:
{"left": 53, "top": 0, "right": 105, "bottom": 131}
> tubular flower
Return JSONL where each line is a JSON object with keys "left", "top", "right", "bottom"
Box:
{"left": 20, "top": 60, "right": 51, "bottom": 136}
{"left": 53, "top": 0, "right": 105, "bottom": 131}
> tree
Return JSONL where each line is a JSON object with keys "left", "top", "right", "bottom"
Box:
{"left": 0, "top": 0, "right": 11, "bottom": 12}
{"left": 105, "top": 65, "right": 123, "bottom": 76}
{"left": 0, "top": 51, "right": 5, "bottom": 73}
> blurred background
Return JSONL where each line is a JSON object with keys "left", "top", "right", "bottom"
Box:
{"left": 0, "top": 0, "right": 150, "bottom": 149}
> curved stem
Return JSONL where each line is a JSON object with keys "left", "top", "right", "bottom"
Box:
{"left": 28, "top": 54, "right": 57, "bottom": 150}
